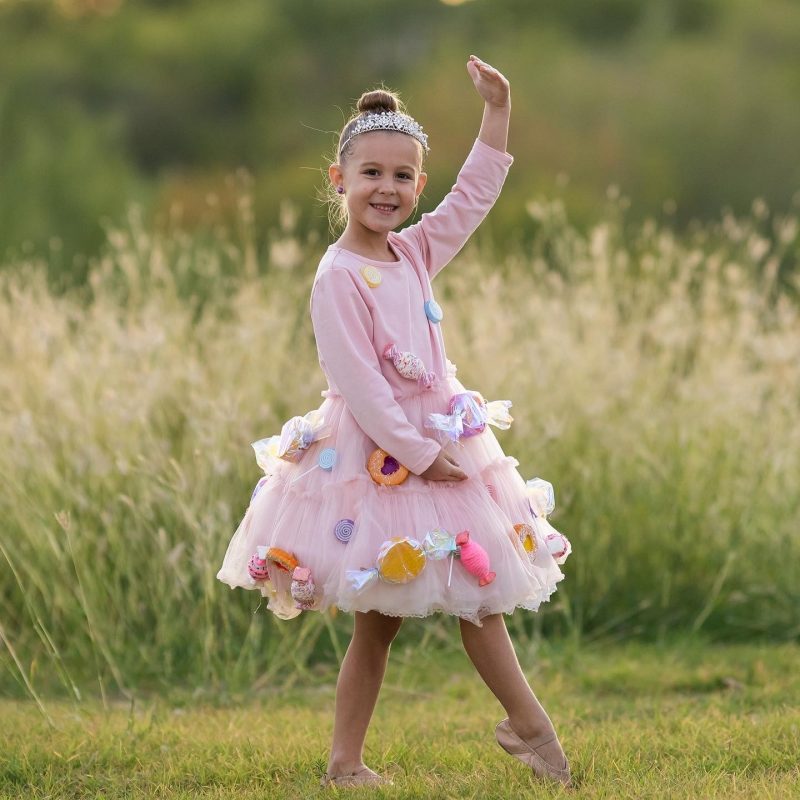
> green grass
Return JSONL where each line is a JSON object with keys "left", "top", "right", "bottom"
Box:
{"left": 2, "top": 638, "right": 799, "bottom": 799}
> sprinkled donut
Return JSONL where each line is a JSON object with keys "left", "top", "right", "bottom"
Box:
{"left": 367, "top": 448, "right": 409, "bottom": 486}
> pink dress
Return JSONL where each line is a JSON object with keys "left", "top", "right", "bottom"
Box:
{"left": 216, "top": 138, "right": 567, "bottom": 625}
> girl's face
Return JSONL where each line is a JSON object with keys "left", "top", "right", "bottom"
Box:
{"left": 330, "top": 131, "right": 427, "bottom": 237}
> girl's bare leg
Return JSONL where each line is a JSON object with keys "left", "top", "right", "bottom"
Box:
{"left": 325, "top": 610, "right": 403, "bottom": 777}
{"left": 459, "top": 613, "right": 566, "bottom": 767}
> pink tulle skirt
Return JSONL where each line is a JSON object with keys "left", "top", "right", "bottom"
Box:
{"left": 216, "top": 364, "right": 566, "bottom": 626}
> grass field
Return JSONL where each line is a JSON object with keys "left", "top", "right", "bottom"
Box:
{"left": 2, "top": 638, "right": 799, "bottom": 799}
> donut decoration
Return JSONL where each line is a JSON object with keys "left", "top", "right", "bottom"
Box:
{"left": 334, "top": 518, "right": 355, "bottom": 543}
{"left": 545, "top": 532, "right": 572, "bottom": 565}
{"left": 525, "top": 477, "right": 556, "bottom": 518}
{"left": 346, "top": 537, "right": 427, "bottom": 592}
{"left": 367, "top": 448, "right": 409, "bottom": 486}
{"left": 425, "top": 391, "right": 513, "bottom": 443}
{"left": 290, "top": 566, "right": 316, "bottom": 609}
{"left": 291, "top": 447, "right": 338, "bottom": 484}
{"left": 250, "top": 475, "right": 269, "bottom": 502}
{"left": 266, "top": 547, "right": 299, "bottom": 573}
{"left": 247, "top": 545, "right": 270, "bottom": 582}
{"left": 382, "top": 343, "right": 437, "bottom": 389}
{"left": 514, "top": 523, "right": 537, "bottom": 555}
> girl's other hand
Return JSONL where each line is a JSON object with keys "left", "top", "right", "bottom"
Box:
{"left": 420, "top": 451, "right": 469, "bottom": 482}
{"left": 467, "top": 55, "right": 510, "bottom": 108}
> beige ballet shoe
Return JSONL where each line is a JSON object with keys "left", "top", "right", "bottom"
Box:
{"left": 495, "top": 718, "right": 572, "bottom": 787}
{"left": 320, "top": 766, "right": 392, "bottom": 788}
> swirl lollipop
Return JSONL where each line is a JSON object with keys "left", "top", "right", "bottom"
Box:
{"left": 334, "top": 518, "right": 355, "bottom": 543}
{"left": 291, "top": 447, "right": 338, "bottom": 484}
{"left": 382, "top": 343, "right": 436, "bottom": 388}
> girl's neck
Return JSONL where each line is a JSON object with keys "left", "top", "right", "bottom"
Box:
{"left": 335, "top": 227, "right": 399, "bottom": 262}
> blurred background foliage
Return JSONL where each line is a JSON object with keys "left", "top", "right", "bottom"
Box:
{"left": 2, "top": 0, "right": 800, "bottom": 290}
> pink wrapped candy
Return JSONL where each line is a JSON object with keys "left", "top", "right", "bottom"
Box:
{"left": 545, "top": 532, "right": 572, "bottom": 565}
{"left": 455, "top": 530, "right": 496, "bottom": 586}
{"left": 383, "top": 343, "right": 436, "bottom": 388}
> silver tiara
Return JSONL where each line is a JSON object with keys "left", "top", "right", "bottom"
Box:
{"left": 340, "top": 111, "right": 430, "bottom": 154}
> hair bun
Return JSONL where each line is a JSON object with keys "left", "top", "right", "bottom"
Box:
{"left": 357, "top": 89, "right": 402, "bottom": 115}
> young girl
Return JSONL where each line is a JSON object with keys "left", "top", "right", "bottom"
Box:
{"left": 217, "top": 55, "right": 572, "bottom": 788}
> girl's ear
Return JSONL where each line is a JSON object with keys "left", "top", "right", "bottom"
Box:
{"left": 328, "top": 163, "right": 344, "bottom": 192}
{"left": 415, "top": 171, "right": 428, "bottom": 198}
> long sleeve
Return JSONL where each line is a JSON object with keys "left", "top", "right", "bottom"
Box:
{"left": 310, "top": 267, "right": 441, "bottom": 476}
{"left": 392, "top": 138, "right": 514, "bottom": 280}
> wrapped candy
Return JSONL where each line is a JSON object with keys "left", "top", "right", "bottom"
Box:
{"left": 426, "top": 391, "right": 513, "bottom": 443}
{"left": 346, "top": 537, "right": 427, "bottom": 591}
{"left": 545, "top": 533, "right": 571, "bottom": 565}
{"left": 514, "top": 523, "right": 537, "bottom": 555}
{"left": 526, "top": 477, "right": 556, "bottom": 518}
{"left": 251, "top": 410, "right": 330, "bottom": 473}
{"left": 455, "top": 531, "right": 496, "bottom": 586}
{"left": 347, "top": 529, "right": 496, "bottom": 594}
{"left": 382, "top": 343, "right": 436, "bottom": 388}
{"left": 247, "top": 545, "right": 270, "bottom": 582}
{"left": 290, "top": 566, "right": 316, "bottom": 609}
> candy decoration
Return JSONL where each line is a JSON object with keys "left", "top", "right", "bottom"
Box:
{"left": 360, "top": 264, "right": 382, "bottom": 287}
{"left": 334, "top": 518, "right": 355, "bottom": 543}
{"left": 424, "top": 299, "right": 444, "bottom": 323}
{"left": 266, "top": 547, "right": 299, "bottom": 573}
{"left": 545, "top": 533, "right": 572, "bottom": 565}
{"left": 318, "top": 447, "right": 337, "bottom": 470}
{"left": 346, "top": 536, "right": 427, "bottom": 591}
{"left": 252, "top": 410, "right": 330, "bottom": 471}
{"left": 251, "top": 476, "right": 268, "bottom": 502}
{"left": 514, "top": 523, "right": 537, "bottom": 554}
{"left": 486, "top": 483, "right": 498, "bottom": 502}
{"left": 426, "top": 391, "right": 513, "bottom": 443}
{"left": 367, "top": 448, "right": 409, "bottom": 486}
{"left": 247, "top": 545, "right": 270, "bottom": 581}
{"left": 455, "top": 531, "right": 496, "bottom": 586}
{"left": 382, "top": 343, "right": 436, "bottom": 388}
{"left": 291, "top": 447, "right": 338, "bottom": 484}
{"left": 526, "top": 477, "right": 556, "bottom": 518}
{"left": 290, "top": 566, "right": 316, "bottom": 609}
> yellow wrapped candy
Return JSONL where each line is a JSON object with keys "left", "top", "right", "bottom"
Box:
{"left": 346, "top": 537, "right": 427, "bottom": 591}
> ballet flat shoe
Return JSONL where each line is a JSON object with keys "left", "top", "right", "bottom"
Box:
{"left": 495, "top": 718, "right": 572, "bottom": 787}
{"left": 320, "top": 766, "right": 392, "bottom": 788}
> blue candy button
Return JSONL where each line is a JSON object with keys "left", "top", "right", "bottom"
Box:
{"left": 424, "top": 299, "right": 443, "bottom": 323}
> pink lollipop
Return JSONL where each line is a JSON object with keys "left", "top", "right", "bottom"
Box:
{"left": 383, "top": 343, "right": 436, "bottom": 388}
{"left": 455, "top": 530, "right": 496, "bottom": 586}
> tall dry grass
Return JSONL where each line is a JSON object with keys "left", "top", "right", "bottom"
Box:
{"left": 1, "top": 195, "right": 798, "bottom": 702}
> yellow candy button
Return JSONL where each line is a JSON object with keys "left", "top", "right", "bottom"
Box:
{"left": 360, "top": 264, "right": 382, "bottom": 287}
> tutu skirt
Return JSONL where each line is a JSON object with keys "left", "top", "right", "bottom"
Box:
{"left": 216, "top": 363, "right": 567, "bottom": 625}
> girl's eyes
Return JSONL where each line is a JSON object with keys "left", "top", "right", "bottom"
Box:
{"left": 363, "top": 169, "right": 413, "bottom": 180}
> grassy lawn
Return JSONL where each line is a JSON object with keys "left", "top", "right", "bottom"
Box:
{"left": 2, "top": 638, "right": 798, "bottom": 799}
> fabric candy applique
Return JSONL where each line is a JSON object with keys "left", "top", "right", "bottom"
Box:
{"left": 334, "top": 518, "right": 355, "bottom": 542}
{"left": 514, "top": 523, "right": 537, "bottom": 555}
{"left": 426, "top": 391, "right": 513, "bottom": 443}
{"left": 367, "top": 448, "right": 409, "bottom": 486}
{"left": 382, "top": 343, "right": 437, "bottom": 388}
{"left": 251, "top": 409, "right": 330, "bottom": 472}
{"left": 360, "top": 264, "right": 382, "bottom": 287}
{"left": 424, "top": 299, "right": 444, "bottom": 323}
{"left": 290, "top": 566, "right": 316, "bottom": 609}
{"left": 247, "top": 545, "right": 270, "bottom": 582}
{"left": 266, "top": 547, "right": 299, "bottom": 573}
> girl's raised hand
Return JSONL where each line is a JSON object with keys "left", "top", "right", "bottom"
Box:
{"left": 467, "top": 55, "right": 510, "bottom": 108}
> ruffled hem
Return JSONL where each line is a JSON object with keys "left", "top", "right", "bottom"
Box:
{"left": 216, "top": 371, "right": 568, "bottom": 621}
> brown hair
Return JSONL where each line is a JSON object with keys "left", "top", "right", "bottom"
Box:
{"left": 325, "top": 87, "right": 424, "bottom": 233}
